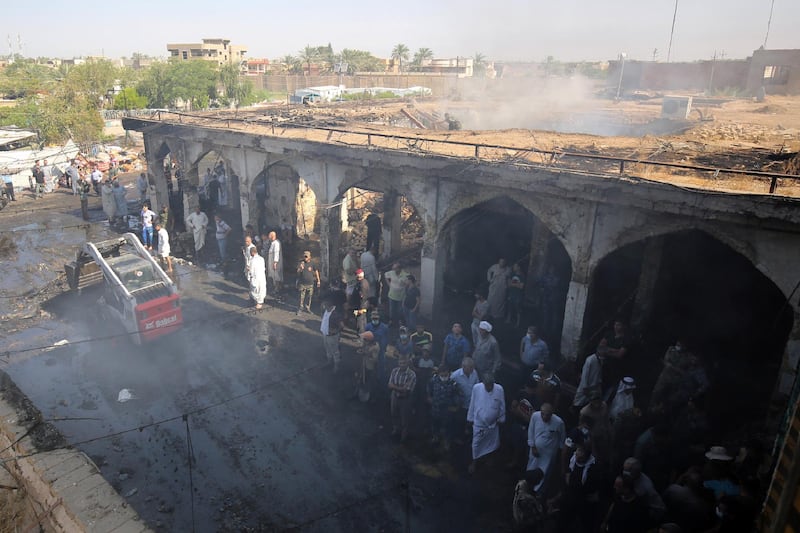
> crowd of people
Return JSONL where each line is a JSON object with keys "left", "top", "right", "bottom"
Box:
{"left": 37, "top": 170, "right": 769, "bottom": 533}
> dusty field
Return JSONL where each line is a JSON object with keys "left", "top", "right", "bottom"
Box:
{"left": 168, "top": 94, "right": 800, "bottom": 197}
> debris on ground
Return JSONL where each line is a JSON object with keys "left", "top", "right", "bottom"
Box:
{"left": 117, "top": 389, "right": 136, "bottom": 403}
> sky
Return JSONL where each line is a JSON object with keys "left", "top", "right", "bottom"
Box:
{"left": 2, "top": 0, "right": 798, "bottom": 63}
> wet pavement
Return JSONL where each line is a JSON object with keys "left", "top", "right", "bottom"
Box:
{"left": 1, "top": 187, "right": 516, "bottom": 532}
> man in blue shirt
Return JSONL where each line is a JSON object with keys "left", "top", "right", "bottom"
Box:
{"left": 1, "top": 170, "right": 15, "bottom": 201}
{"left": 441, "top": 322, "right": 471, "bottom": 371}
{"left": 520, "top": 326, "right": 549, "bottom": 374}
{"left": 365, "top": 310, "right": 389, "bottom": 380}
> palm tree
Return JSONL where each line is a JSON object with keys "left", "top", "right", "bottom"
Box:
{"left": 299, "top": 46, "right": 319, "bottom": 76}
{"left": 473, "top": 52, "right": 487, "bottom": 77}
{"left": 279, "top": 55, "right": 299, "bottom": 74}
{"left": 412, "top": 47, "right": 434, "bottom": 70}
{"left": 391, "top": 43, "right": 410, "bottom": 73}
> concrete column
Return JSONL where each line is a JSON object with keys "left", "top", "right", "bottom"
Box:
{"left": 560, "top": 280, "right": 590, "bottom": 361}
{"left": 526, "top": 221, "right": 553, "bottom": 302}
{"left": 183, "top": 166, "right": 200, "bottom": 224}
{"left": 630, "top": 236, "right": 664, "bottom": 331}
{"left": 381, "top": 192, "right": 402, "bottom": 259}
{"left": 320, "top": 203, "right": 345, "bottom": 283}
{"left": 420, "top": 245, "right": 443, "bottom": 320}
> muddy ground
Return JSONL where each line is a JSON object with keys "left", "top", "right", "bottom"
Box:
{"left": 0, "top": 183, "right": 523, "bottom": 532}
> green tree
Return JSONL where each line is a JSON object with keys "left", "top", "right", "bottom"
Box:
{"left": 338, "top": 49, "right": 384, "bottom": 74}
{"left": 412, "top": 48, "right": 434, "bottom": 70}
{"left": 137, "top": 61, "right": 173, "bottom": 108}
{"left": 112, "top": 87, "right": 148, "bottom": 110}
{"left": 218, "top": 62, "right": 254, "bottom": 108}
{"left": 137, "top": 60, "right": 218, "bottom": 110}
{"left": 63, "top": 59, "right": 120, "bottom": 108}
{"left": 0, "top": 60, "right": 60, "bottom": 99}
{"left": 299, "top": 45, "right": 319, "bottom": 75}
{"left": 391, "top": 43, "right": 410, "bottom": 72}
{"left": 281, "top": 55, "right": 302, "bottom": 74}
{"left": 314, "top": 43, "right": 335, "bottom": 74}
{"left": 170, "top": 60, "right": 218, "bottom": 110}
{"left": 473, "top": 52, "right": 487, "bottom": 77}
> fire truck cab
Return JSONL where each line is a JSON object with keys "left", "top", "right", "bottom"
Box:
{"left": 65, "top": 233, "right": 182, "bottom": 344}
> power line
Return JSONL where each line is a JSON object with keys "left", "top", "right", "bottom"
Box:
{"left": 667, "top": 0, "right": 679, "bottom": 62}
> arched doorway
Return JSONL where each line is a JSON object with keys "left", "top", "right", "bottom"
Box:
{"left": 439, "top": 196, "right": 572, "bottom": 358}
{"left": 583, "top": 229, "right": 793, "bottom": 436}
{"left": 252, "top": 164, "right": 317, "bottom": 239}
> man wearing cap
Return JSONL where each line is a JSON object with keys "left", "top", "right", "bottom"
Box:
{"left": 473, "top": 321, "right": 501, "bottom": 378}
{"left": 297, "top": 250, "right": 320, "bottom": 314}
{"left": 609, "top": 377, "right": 637, "bottom": 420}
{"left": 703, "top": 446, "right": 739, "bottom": 499}
{"left": 366, "top": 310, "right": 390, "bottom": 379}
{"left": 320, "top": 298, "right": 344, "bottom": 372}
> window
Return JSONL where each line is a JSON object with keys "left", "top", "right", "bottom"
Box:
{"left": 182, "top": 51, "right": 188, "bottom": 60}
{"left": 763, "top": 65, "right": 790, "bottom": 85}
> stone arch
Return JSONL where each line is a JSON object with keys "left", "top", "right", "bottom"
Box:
{"left": 436, "top": 189, "right": 575, "bottom": 266}
{"left": 434, "top": 194, "right": 573, "bottom": 355}
{"left": 250, "top": 162, "right": 317, "bottom": 238}
{"left": 592, "top": 219, "right": 758, "bottom": 279}
{"left": 581, "top": 228, "right": 793, "bottom": 438}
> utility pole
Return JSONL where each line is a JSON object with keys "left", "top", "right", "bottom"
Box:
{"left": 708, "top": 51, "right": 717, "bottom": 95}
{"left": 667, "top": 0, "right": 679, "bottom": 62}
{"left": 764, "top": 0, "right": 775, "bottom": 48}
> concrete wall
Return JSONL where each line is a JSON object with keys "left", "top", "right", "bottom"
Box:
{"left": 0, "top": 372, "right": 150, "bottom": 532}
{"left": 608, "top": 59, "right": 751, "bottom": 93}
{"left": 746, "top": 49, "right": 800, "bottom": 95}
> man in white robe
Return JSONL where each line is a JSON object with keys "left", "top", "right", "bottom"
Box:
{"left": 267, "top": 231, "right": 283, "bottom": 291}
{"left": 100, "top": 181, "right": 117, "bottom": 222}
{"left": 360, "top": 247, "right": 378, "bottom": 298}
{"left": 155, "top": 222, "right": 172, "bottom": 272}
{"left": 486, "top": 258, "right": 510, "bottom": 320}
{"left": 467, "top": 372, "right": 505, "bottom": 474}
{"left": 527, "top": 403, "right": 566, "bottom": 495}
{"left": 243, "top": 236, "right": 256, "bottom": 280}
{"left": 248, "top": 247, "right": 267, "bottom": 309}
{"left": 113, "top": 181, "right": 128, "bottom": 219}
{"left": 185, "top": 206, "right": 209, "bottom": 255}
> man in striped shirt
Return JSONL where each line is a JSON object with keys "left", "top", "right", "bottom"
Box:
{"left": 388, "top": 354, "right": 416, "bottom": 442}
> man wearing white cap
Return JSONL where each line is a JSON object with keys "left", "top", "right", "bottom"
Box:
{"left": 473, "top": 321, "right": 501, "bottom": 378}
{"left": 609, "top": 377, "right": 636, "bottom": 420}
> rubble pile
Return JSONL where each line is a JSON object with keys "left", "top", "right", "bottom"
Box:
{"left": 785, "top": 152, "right": 800, "bottom": 176}
{"left": 690, "top": 123, "right": 799, "bottom": 143}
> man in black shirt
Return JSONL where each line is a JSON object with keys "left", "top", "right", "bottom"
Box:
{"left": 297, "top": 250, "right": 320, "bottom": 314}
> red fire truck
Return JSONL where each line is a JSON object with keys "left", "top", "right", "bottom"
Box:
{"left": 65, "top": 233, "right": 182, "bottom": 344}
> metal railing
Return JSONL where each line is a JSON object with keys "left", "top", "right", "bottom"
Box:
{"left": 143, "top": 110, "right": 800, "bottom": 196}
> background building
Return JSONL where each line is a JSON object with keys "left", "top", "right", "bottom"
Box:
{"left": 167, "top": 38, "right": 247, "bottom": 67}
